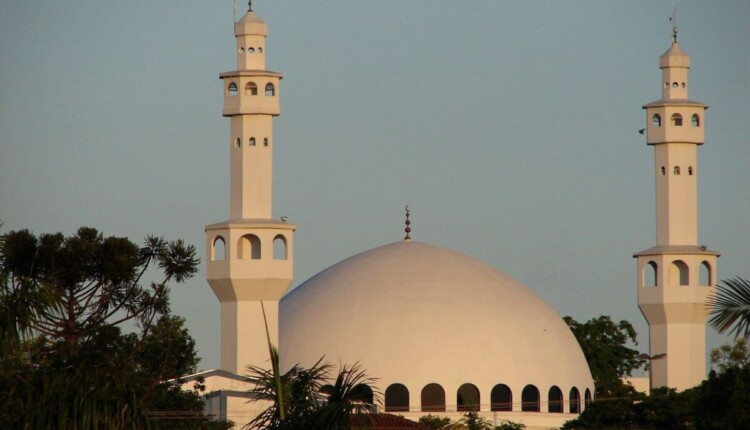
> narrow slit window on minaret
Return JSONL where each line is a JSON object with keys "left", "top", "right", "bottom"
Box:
{"left": 263, "top": 138, "right": 268, "bottom": 147}
{"left": 673, "top": 166, "right": 681, "bottom": 175}
{"left": 691, "top": 114, "right": 700, "bottom": 127}
{"left": 246, "top": 82, "right": 258, "bottom": 96}
{"left": 235, "top": 138, "right": 241, "bottom": 148}
{"left": 652, "top": 114, "right": 661, "bottom": 127}
{"left": 688, "top": 166, "right": 693, "bottom": 175}
{"left": 671, "top": 113, "right": 683, "bottom": 126}
{"left": 258, "top": 47, "right": 263, "bottom": 53}
{"left": 239, "top": 47, "right": 245, "bottom": 54}
{"left": 228, "top": 82, "right": 238, "bottom": 96}
{"left": 249, "top": 137, "right": 256, "bottom": 146}
{"left": 660, "top": 166, "right": 666, "bottom": 176}
{"left": 265, "top": 83, "right": 275, "bottom": 96}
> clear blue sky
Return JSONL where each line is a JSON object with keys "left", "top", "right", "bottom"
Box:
{"left": 1, "top": 1, "right": 748, "bottom": 371}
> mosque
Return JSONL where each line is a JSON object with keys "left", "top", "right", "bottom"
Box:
{"left": 183, "top": 4, "right": 718, "bottom": 429}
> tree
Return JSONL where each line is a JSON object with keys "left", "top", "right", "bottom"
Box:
{"left": 564, "top": 315, "right": 647, "bottom": 397}
{"left": 245, "top": 303, "right": 379, "bottom": 430}
{"left": 0, "top": 227, "right": 226, "bottom": 429}
{"left": 709, "top": 338, "right": 750, "bottom": 374}
{"left": 708, "top": 277, "right": 750, "bottom": 340}
{"left": 694, "top": 338, "right": 750, "bottom": 430}
{"left": 418, "top": 414, "right": 454, "bottom": 429}
{"left": 460, "top": 411, "right": 492, "bottom": 430}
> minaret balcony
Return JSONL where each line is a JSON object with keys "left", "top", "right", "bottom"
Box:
{"left": 644, "top": 103, "right": 706, "bottom": 145}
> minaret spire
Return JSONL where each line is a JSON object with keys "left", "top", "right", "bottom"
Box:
{"left": 248, "top": 0, "right": 253, "bottom": 12}
{"left": 670, "top": 3, "right": 678, "bottom": 43}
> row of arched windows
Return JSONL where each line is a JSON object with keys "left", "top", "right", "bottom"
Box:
{"left": 234, "top": 137, "right": 270, "bottom": 148}
{"left": 384, "top": 383, "right": 591, "bottom": 414}
{"left": 211, "top": 234, "right": 288, "bottom": 261}
{"left": 659, "top": 165, "right": 693, "bottom": 176}
{"left": 652, "top": 113, "right": 700, "bottom": 127}
{"left": 643, "top": 260, "right": 713, "bottom": 287}
{"left": 227, "top": 81, "right": 275, "bottom": 97}
{"left": 665, "top": 81, "right": 686, "bottom": 89}
{"left": 239, "top": 46, "right": 262, "bottom": 54}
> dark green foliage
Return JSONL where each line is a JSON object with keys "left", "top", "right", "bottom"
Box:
{"left": 245, "top": 358, "right": 379, "bottom": 430}
{"left": 494, "top": 419, "right": 525, "bottom": 430}
{"left": 694, "top": 353, "right": 750, "bottom": 429}
{"left": 461, "top": 411, "right": 492, "bottom": 430}
{"left": 0, "top": 227, "right": 226, "bottom": 429}
{"left": 708, "top": 277, "right": 750, "bottom": 340}
{"left": 418, "top": 414, "right": 453, "bottom": 429}
{"left": 564, "top": 315, "right": 647, "bottom": 397}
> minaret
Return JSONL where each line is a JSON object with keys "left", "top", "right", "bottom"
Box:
{"left": 205, "top": 3, "right": 294, "bottom": 374}
{"left": 634, "top": 26, "right": 719, "bottom": 391}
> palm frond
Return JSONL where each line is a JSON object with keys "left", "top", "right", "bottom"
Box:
{"left": 708, "top": 277, "right": 750, "bottom": 340}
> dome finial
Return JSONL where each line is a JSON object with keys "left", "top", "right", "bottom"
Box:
{"left": 404, "top": 205, "right": 411, "bottom": 241}
{"left": 248, "top": 0, "right": 253, "bottom": 12}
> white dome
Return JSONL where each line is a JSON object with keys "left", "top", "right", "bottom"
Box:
{"left": 279, "top": 240, "right": 593, "bottom": 415}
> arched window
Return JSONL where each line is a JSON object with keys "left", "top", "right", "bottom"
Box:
{"left": 248, "top": 47, "right": 255, "bottom": 54}
{"left": 263, "top": 138, "right": 269, "bottom": 147}
{"left": 671, "top": 113, "right": 683, "bottom": 126}
{"left": 385, "top": 384, "right": 409, "bottom": 412}
{"left": 584, "top": 389, "right": 592, "bottom": 408}
{"left": 548, "top": 386, "right": 563, "bottom": 413}
{"left": 660, "top": 166, "right": 666, "bottom": 176}
{"left": 421, "top": 383, "right": 445, "bottom": 412}
{"left": 700, "top": 261, "right": 712, "bottom": 286}
{"left": 265, "top": 83, "right": 275, "bottom": 96}
{"left": 245, "top": 82, "right": 258, "bottom": 96}
{"left": 457, "top": 383, "right": 480, "bottom": 412}
{"left": 249, "top": 137, "right": 256, "bottom": 146}
{"left": 227, "top": 82, "right": 238, "bottom": 96}
{"left": 692, "top": 114, "right": 700, "bottom": 127}
{"left": 258, "top": 47, "right": 263, "bottom": 53}
{"left": 569, "top": 387, "right": 581, "bottom": 414}
{"left": 351, "top": 384, "right": 374, "bottom": 407}
{"left": 521, "top": 385, "right": 540, "bottom": 412}
{"left": 239, "top": 47, "right": 245, "bottom": 54}
{"left": 491, "top": 384, "right": 512, "bottom": 412}
{"left": 239, "top": 234, "right": 261, "bottom": 260}
{"left": 673, "top": 166, "right": 681, "bottom": 175}
{"left": 670, "top": 260, "right": 689, "bottom": 286}
{"left": 652, "top": 114, "right": 662, "bottom": 127}
{"left": 273, "top": 235, "right": 287, "bottom": 260}
{"left": 644, "top": 261, "right": 658, "bottom": 287}
{"left": 672, "top": 82, "right": 678, "bottom": 88}
{"left": 688, "top": 166, "right": 693, "bottom": 175}
{"left": 235, "top": 138, "right": 241, "bottom": 148}
{"left": 212, "top": 236, "right": 226, "bottom": 261}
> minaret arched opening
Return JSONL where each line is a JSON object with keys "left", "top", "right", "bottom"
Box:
{"left": 691, "top": 114, "right": 700, "bottom": 127}
{"left": 273, "top": 235, "right": 287, "bottom": 260}
{"left": 227, "top": 82, "right": 238, "bottom": 96}
{"left": 671, "top": 113, "right": 683, "bottom": 126}
{"left": 265, "top": 83, "right": 275, "bottom": 96}
{"left": 245, "top": 82, "right": 258, "bottom": 95}
{"left": 644, "top": 261, "right": 658, "bottom": 287}
{"left": 239, "top": 234, "right": 262, "bottom": 260}
{"left": 652, "top": 114, "right": 662, "bottom": 127}
{"left": 669, "top": 260, "right": 689, "bottom": 286}
{"left": 457, "top": 383, "right": 480, "bottom": 412}
{"left": 212, "top": 236, "right": 226, "bottom": 261}
{"left": 700, "top": 261, "right": 712, "bottom": 286}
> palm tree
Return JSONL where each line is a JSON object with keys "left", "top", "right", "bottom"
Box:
{"left": 245, "top": 303, "right": 379, "bottom": 430}
{"left": 708, "top": 277, "right": 750, "bottom": 340}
